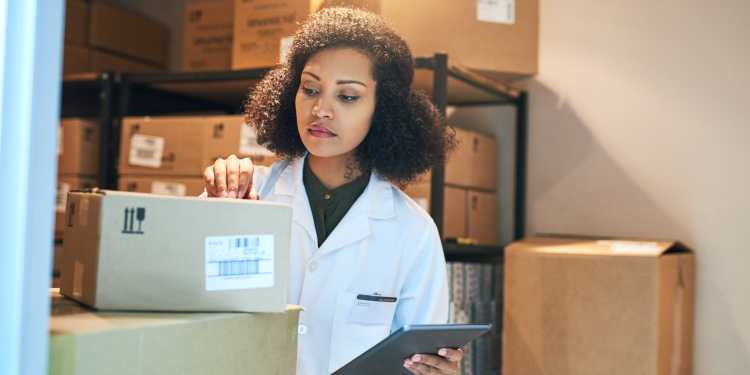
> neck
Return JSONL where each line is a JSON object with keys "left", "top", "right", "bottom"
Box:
{"left": 307, "top": 153, "right": 362, "bottom": 190}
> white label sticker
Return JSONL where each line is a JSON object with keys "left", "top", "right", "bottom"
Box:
{"left": 477, "top": 0, "right": 515, "bottom": 24}
{"left": 128, "top": 134, "right": 165, "bottom": 168}
{"left": 56, "top": 182, "right": 70, "bottom": 212}
{"left": 151, "top": 181, "right": 187, "bottom": 196}
{"left": 598, "top": 240, "right": 662, "bottom": 255}
{"left": 239, "top": 124, "right": 274, "bottom": 156}
{"left": 205, "top": 235, "right": 274, "bottom": 291}
{"left": 279, "top": 36, "right": 294, "bottom": 63}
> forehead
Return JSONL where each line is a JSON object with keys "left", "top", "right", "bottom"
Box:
{"left": 302, "top": 47, "right": 375, "bottom": 82}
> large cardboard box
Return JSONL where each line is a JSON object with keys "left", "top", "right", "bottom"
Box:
{"left": 49, "top": 291, "right": 301, "bottom": 375}
{"left": 88, "top": 0, "right": 169, "bottom": 67}
{"left": 119, "top": 115, "right": 277, "bottom": 176}
{"left": 119, "top": 176, "right": 206, "bottom": 197}
{"left": 65, "top": 0, "right": 88, "bottom": 45}
{"left": 183, "top": 0, "right": 234, "bottom": 71}
{"left": 504, "top": 237, "right": 695, "bottom": 375}
{"left": 58, "top": 119, "right": 100, "bottom": 176}
{"left": 438, "top": 127, "right": 497, "bottom": 190}
{"left": 232, "top": 0, "right": 314, "bottom": 69}
{"left": 90, "top": 49, "right": 164, "bottom": 73}
{"left": 61, "top": 190, "right": 292, "bottom": 312}
{"left": 63, "top": 45, "right": 91, "bottom": 75}
{"left": 55, "top": 175, "right": 98, "bottom": 239}
{"left": 318, "top": 0, "right": 539, "bottom": 78}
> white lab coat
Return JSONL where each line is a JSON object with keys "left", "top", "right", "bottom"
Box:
{"left": 235, "top": 156, "right": 449, "bottom": 374}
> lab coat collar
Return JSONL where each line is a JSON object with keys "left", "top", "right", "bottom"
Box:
{"left": 273, "top": 156, "right": 396, "bottom": 254}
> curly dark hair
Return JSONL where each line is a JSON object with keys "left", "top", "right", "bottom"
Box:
{"left": 244, "top": 6, "right": 454, "bottom": 185}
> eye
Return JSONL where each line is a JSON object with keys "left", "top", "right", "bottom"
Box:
{"left": 338, "top": 94, "right": 360, "bottom": 103}
{"left": 302, "top": 86, "right": 319, "bottom": 96}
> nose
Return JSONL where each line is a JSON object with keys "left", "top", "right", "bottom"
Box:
{"left": 312, "top": 97, "right": 333, "bottom": 119}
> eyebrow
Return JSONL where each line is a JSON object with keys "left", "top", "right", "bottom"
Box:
{"left": 302, "top": 71, "right": 368, "bottom": 87}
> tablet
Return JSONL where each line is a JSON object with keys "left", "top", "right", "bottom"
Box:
{"left": 332, "top": 323, "right": 492, "bottom": 375}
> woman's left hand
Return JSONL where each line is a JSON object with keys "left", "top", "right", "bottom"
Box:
{"left": 403, "top": 348, "right": 463, "bottom": 374}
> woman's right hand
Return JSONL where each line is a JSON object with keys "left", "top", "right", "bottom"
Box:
{"left": 203, "top": 154, "right": 258, "bottom": 199}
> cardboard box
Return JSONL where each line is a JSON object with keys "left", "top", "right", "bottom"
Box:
{"left": 318, "top": 0, "right": 538, "bottom": 78}
{"left": 49, "top": 291, "right": 301, "bottom": 375}
{"left": 89, "top": 0, "right": 169, "bottom": 67}
{"left": 58, "top": 118, "right": 100, "bottom": 176}
{"left": 403, "top": 182, "right": 467, "bottom": 239}
{"left": 232, "top": 0, "right": 315, "bottom": 69}
{"left": 55, "top": 175, "right": 98, "bottom": 239}
{"left": 119, "top": 176, "right": 206, "bottom": 197}
{"left": 65, "top": 0, "right": 88, "bottom": 45}
{"left": 503, "top": 237, "right": 695, "bottom": 375}
{"left": 53, "top": 242, "right": 64, "bottom": 278}
{"left": 61, "top": 190, "right": 292, "bottom": 313}
{"left": 90, "top": 49, "right": 164, "bottom": 73}
{"left": 441, "top": 127, "right": 498, "bottom": 190}
{"left": 63, "top": 45, "right": 91, "bottom": 75}
{"left": 467, "top": 190, "right": 497, "bottom": 244}
{"left": 119, "top": 115, "right": 277, "bottom": 176}
{"left": 183, "top": 0, "right": 234, "bottom": 71}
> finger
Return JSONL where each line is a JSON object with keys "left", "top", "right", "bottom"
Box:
{"left": 213, "top": 158, "right": 227, "bottom": 197}
{"left": 403, "top": 360, "right": 420, "bottom": 374}
{"left": 247, "top": 185, "right": 259, "bottom": 200}
{"left": 438, "top": 348, "right": 464, "bottom": 362}
{"left": 203, "top": 166, "right": 217, "bottom": 197}
{"left": 226, "top": 155, "right": 240, "bottom": 198}
{"left": 411, "top": 354, "right": 455, "bottom": 373}
{"left": 404, "top": 360, "right": 444, "bottom": 375}
{"left": 237, "top": 158, "right": 254, "bottom": 199}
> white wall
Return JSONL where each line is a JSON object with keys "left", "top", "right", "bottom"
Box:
{"left": 527, "top": 1, "right": 750, "bottom": 373}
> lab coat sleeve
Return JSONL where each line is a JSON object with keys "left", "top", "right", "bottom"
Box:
{"left": 392, "top": 221, "right": 450, "bottom": 330}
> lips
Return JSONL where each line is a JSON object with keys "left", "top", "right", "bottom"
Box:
{"left": 308, "top": 123, "right": 337, "bottom": 138}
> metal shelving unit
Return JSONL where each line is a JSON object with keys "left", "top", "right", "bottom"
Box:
{"left": 62, "top": 53, "right": 527, "bottom": 373}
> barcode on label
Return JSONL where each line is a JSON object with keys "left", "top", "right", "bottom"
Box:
{"left": 205, "top": 234, "right": 274, "bottom": 291}
{"left": 129, "top": 134, "right": 165, "bottom": 168}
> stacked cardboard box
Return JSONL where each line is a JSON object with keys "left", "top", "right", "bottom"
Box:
{"left": 403, "top": 127, "right": 498, "bottom": 245}
{"left": 63, "top": 0, "right": 168, "bottom": 75}
{"left": 184, "top": 0, "right": 538, "bottom": 77}
{"left": 503, "top": 237, "right": 695, "bottom": 375}
{"left": 118, "top": 115, "right": 278, "bottom": 198}
{"left": 50, "top": 291, "right": 301, "bottom": 375}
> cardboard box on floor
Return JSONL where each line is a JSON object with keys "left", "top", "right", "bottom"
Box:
{"left": 119, "top": 115, "right": 277, "bottom": 176}
{"left": 503, "top": 236, "right": 695, "bottom": 375}
{"left": 61, "top": 190, "right": 292, "bottom": 313}
{"left": 184, "top": 0, "right": 234, "bottom": 71}
{"left": 118, "top": 176, "right": 206, "bottom": 197}
{"left": 58, "top": 119, "right": 100, "bottom": 176}
{"left": 49, "top": 291, "right": 301, "bottom": 375}
{"left": 231, "top": 0, "right": 538, "bottom": 77}
{"left": 88, "top": 0, "right": 169, "bottom": 67}
{"left": 55, "top": 175, "right": 98, "bottom": 239}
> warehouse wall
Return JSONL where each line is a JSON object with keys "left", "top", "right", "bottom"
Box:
{"left": 527, "top": 1, "right": 750, "bottom": 373}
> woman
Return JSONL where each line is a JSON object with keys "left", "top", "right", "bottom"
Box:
{"left": 203, "top": 7, "right": 461, "bottom": 375}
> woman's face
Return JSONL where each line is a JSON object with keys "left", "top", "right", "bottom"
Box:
{"left": 295, "top": 47, "right": 377, "bottom": 159}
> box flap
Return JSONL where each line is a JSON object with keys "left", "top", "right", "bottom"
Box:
{"left": 508, "top": 235, "right": 691, "bottom": 257}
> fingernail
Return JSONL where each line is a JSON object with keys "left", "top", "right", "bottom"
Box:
{"left": 220, "top": 191, "right": 227, "bottom": 197}
{"left": 439, "top": 349, "right": 447, "bottom": 356}
{"left": 412, "top": 355, "right": 421, "bottom": 361}
{"left": 404, "top": 361, "right": 412, "bottom": 368}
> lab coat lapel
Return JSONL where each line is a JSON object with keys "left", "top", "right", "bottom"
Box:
{"left": 318, "top": 172, "right": 395, "bottom": 256}
{"left": 274, "top": 157, "right": 318, "bottom": 245}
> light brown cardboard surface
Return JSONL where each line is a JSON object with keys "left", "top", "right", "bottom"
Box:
{"left": 61, "top": 190, "right": 292, "bottom": 313}
{"left": 118, "top": 176, "right": 206, "bottom": 197}
{"left": 58, "top": 118, "right": 100, "bottom": 176}
{"left": 468, "top": 190, "right": 498, "bottom": 244}
{"left": 65, "top": 0, "right": 88, "bottom": 45}
{"left": 503, "top": 236, "right": 694, "bottom": 375}
{"left": 183, "top": 0, "right": 234, "bottom": 71}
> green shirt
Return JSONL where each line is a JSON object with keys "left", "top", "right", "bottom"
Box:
{"left": 303, "top": 159, "right": 370, "bottom": 247}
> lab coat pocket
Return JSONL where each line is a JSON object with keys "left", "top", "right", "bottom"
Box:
{"left": 328, "top": 291, "right": 398, "bottom": 373}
